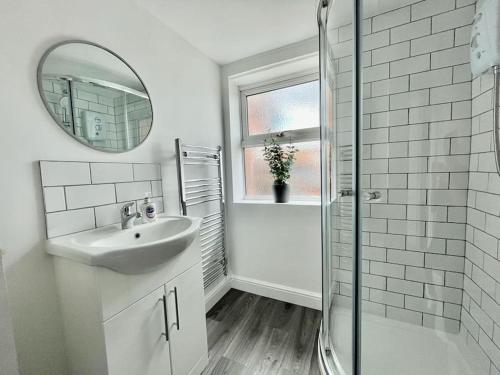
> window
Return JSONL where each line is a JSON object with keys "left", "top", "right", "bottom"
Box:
{"left": 240, "top": 74, "right": 320, "bottom": 201}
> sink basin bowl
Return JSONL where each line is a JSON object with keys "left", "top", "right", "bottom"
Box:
{"left": 46, "top": 215, "right": 201, "bottom": 274}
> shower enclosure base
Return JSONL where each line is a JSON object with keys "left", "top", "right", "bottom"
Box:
{"left": 319, "top": 308, "right": 486, "bottom": 375}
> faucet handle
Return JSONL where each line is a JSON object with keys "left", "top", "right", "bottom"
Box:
{"left": 121, "top": 202, "right": 135, "bottom": 216}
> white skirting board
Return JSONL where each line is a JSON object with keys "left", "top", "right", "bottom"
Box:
{"left": 205, "top": 274, "right": 321, "bottom": 311}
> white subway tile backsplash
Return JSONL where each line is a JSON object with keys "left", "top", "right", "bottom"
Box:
{"left": 40, "top": 161, "right": 163, "bottom": 238}
{"left": 133, "top": 163, "right": 161, "bottom": 181}
{"left": 116, "top": 181, "right": 152, "bottom": 202}
{"left": 95, "top": 202, "right": 135, "bottom": 227}
{"left": 65, "top": 184, "right": 116, "bottom": 209}
{"left": 90, "top": 163, "right": 133, "bottom": 183}
{"left": 40, "top": 161, "right": 90, "bottom": 186}
{"left": 151, "top": 180, "right": 163, "bottom": 197}
{"left": 43, "top": 187, "right": 66, "bottom": 213}
{"left": 46, "top": 208, "right": 95, "bottom": 238}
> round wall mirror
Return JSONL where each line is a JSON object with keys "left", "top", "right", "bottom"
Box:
{"left": 37, "top": 41, "right": 153, "bottom": 153}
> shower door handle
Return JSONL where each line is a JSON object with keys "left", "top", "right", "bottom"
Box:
{"left": 337, "top": 189, "right": 353, "bottom": 198}
{"left": 363, "top": 191, "right": 381, "bottom": 201}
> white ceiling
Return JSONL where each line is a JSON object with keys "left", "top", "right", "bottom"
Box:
{"left": 139, "top": 0, "right": 318, "bottom": 65}
{"left": 138, "top": 0, "right": 421, "bottom": 65}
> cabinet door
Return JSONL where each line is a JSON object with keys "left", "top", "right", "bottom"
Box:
{"left": 165, "top": 263, "right": 208, "bottom": 375}
{"left": 104, "top": 287, "right": 172, "bottom": 375}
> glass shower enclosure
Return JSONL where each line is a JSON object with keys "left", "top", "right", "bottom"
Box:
{"left": 318, "top": 0, "right": 493, "bottom": 374}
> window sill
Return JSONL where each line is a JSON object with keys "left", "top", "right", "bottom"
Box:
{"left": 233, "top": 199, "right": 320, "bottom": 207}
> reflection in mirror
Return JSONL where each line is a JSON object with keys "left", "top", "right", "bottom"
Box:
{"left": 38, "top": 41, "right": 153, "bottom": 152}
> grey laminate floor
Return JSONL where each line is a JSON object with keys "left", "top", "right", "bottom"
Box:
{"left": 203, "top": 289, "right": 321, "bottom": 375}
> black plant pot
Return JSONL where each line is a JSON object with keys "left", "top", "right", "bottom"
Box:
{"left": 272, "top": 183, "right": 289, "bottom": 203}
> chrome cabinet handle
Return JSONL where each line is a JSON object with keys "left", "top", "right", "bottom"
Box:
{"left": 173, "top": 287, "right": 180, "bottom": 331}
{"left": 363, "top": 191, "right": 381, "bottom": 201}
{"left": 161, "top": 295, "right": 169, "bottom": 341}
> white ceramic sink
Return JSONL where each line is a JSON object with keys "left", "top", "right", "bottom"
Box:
{"left": 46, "top": 215, "right": 201, "bottom": 274}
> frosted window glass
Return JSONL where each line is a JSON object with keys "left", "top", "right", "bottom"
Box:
{"left": 246, "top": 80, "right": 319, "bottom": 136}
{"left": 244, "top": 141, "right": 320, "bottom": 199}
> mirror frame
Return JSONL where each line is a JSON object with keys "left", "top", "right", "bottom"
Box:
{"left": 37, "top": 39, "right": 154, "bottom": 153}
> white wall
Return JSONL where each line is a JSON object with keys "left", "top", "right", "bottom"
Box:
{"left": 0, "top": 1, "right": 223, "bottom": 373}
{"left": 221, "top": 38, "right": 322, "bottom": 308}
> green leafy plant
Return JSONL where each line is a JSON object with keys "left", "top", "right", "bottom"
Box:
{"left": 263, "top": 135, "right": 298, "bottom": 185}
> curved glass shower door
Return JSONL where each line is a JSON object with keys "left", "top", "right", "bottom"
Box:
{"left": 319, "top": 0, "right": 492, "bottom": 374}
{"left": 318, "top": 1, "right": 358, "bottom": 374}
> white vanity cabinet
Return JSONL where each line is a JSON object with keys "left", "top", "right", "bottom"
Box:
{"left": 51, "top": 238, "right": 208, "bottom": 375}
{"left": 165, "top": 263, "right": 208, "bottom": 375}
{"left": 104, "top": 287, "right": 172, "bottom": 375}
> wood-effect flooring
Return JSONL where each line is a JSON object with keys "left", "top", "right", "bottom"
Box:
{"left": 202, "top": 289, "right": 321, "bottom": 375}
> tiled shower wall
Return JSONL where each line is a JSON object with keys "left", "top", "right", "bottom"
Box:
{"left": 331, "top": 0, "right": 476, "bottom": 333}
{"left": 40, "top": 161, "right": 164, "bottom": 238}
{"left": 42, "top": 79, "right": 152, "bottom": 152}
{"left": 461, "top": 70, "right": 500, "bottom": 372}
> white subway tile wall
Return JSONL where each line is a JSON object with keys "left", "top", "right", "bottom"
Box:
{"left": 42, "top": 79, "right": 152, "bottom": 152}
{"left": 462, "top": 64, "right": 500, "bottom": 373}
{"left": 40, "top": 161, "right": 164, "bottom": 238}
{"left": 329, "top": 0, "right": 475, "bottom": 339}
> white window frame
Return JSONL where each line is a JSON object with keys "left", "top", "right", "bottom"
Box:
{"left": 239, "top": 72, "right": 320, "bottom": 148}
{"left": 239, "top": 72, "right": 320, "bottom": 200}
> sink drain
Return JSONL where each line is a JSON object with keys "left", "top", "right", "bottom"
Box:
{"left": 134, "top": 233, "right": 141, "bottom": 239}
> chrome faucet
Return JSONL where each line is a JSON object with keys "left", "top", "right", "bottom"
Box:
{"left": 120, "top": 202, "right": 142, "bottom": 229}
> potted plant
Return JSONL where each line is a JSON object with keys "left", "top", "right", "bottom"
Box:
{"left": 263, "top": 135, "right": 298, "bottom": 203}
